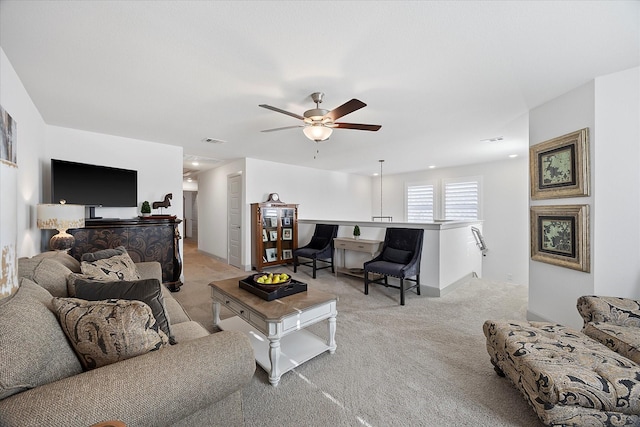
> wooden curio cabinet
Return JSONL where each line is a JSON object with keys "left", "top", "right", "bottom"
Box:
{"left": 251, "top": 202, "right": 298, "bottom": 271}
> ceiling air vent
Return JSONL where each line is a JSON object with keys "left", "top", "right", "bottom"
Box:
{"left": 201, "top": 137, "right": 226, "bottom": 144}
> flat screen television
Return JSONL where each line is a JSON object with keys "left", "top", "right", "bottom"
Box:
{"left": 51, "top": 159, "right": 138, "bottom": 216}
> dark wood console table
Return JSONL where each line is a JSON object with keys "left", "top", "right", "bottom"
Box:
{"left": 68, "top": 217, "right": 183, "bottom": 291}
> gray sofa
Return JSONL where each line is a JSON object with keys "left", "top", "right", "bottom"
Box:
{"left": 0, "top": 251, "right": 256, "bottom": 427}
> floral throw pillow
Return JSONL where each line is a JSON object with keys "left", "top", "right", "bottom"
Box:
{"left": 52, "top": 297, "right": 169, "bottom": 370}
{"left": 80, "top": 253, "right": 141, "bottom": 282}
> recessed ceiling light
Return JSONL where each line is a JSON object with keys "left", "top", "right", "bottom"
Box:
{"left": 192, "top": 161, "right": 199, "bottom": 166}
{"left": 480, "top": 136, "right": 504, "bottom": 143}
{"left": 508, "top": 154, "right": 518, "bottom": 158}
{"left": 429, "top": 165, "right": 436, "bottom": 169}
{"left": 187, "top": 178, "right": 193, "bottom": 182}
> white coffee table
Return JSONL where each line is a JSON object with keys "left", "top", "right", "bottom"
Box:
{"left": 209, "top": 277, "right": 337, "bottom": 386}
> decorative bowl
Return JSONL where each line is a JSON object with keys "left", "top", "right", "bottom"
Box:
{"left": 251, "top": 273, "right": 291, "bottom": 291}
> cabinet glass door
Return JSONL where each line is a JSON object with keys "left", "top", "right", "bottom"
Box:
{"left": 263, "top": 208, "right": 279, "bottom": 263}
{"left": 280, "top": 208, "right": 294, "bottom": 261}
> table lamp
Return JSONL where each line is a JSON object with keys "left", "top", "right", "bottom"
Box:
{"left": 37, "top": 202, "right": 85, "bottom": 251}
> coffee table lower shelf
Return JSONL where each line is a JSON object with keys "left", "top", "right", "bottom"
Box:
{"left": 218, "top": 316, "right": 331, "bottom": 379}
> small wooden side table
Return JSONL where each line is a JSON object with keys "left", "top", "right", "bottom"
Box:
{"left": 333, "top": 237, "right": 382, "bottom": 278}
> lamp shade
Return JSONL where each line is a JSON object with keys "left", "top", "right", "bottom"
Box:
{"left": 303, "top": 124, "right": 333, "bottom": 142}
{"left": 37, "top": 204, "right": 85, "bottom": 231}
{"left": 37, "top": 203, "right": 85, "bottom": 251}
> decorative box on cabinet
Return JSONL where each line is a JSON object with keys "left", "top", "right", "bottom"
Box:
{"left": 251, "top": 202, "right": 298, "bottom": 271}
{"left": 68, "top": 217, "right": 183, "bottom": 291}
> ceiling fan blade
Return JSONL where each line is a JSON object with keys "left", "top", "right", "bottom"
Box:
{"left": 259, "top": 104, "right": 304, "bottom": 120}
{"left": 334, "top": 122, "right": 382, "bottom": 131}
{"left": 260, "top": 125, "right": 304, "bottom": 133}
{"left": 326, "top": 99, "right": 367, "bottom": 121}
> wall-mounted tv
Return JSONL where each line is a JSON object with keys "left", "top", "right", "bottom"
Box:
{"left": 51, "top": 159, "right": 137, "bottom": 211}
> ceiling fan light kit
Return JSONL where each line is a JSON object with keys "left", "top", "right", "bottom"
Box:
{"left": 260, "top": 92, "right": 381, "bottom": 142}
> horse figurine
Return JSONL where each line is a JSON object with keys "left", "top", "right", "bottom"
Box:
{"left": 152, "top": 193, "right": 172, "bottom": 210}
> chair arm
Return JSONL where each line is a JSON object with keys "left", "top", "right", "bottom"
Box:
{"left": 577, "top": 295, "right": 640, "bottom": 327}
{"left": 0, "top": 331, "right": 255, "bottom": 427}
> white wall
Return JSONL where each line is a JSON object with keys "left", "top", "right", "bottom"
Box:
{"left": 529, "top": 67, "right": 640, "bottom": 329}
{"left": 197, "top": 158, "right": 246, "bottom": 262}
{"left": 374, "top": 157, "right": 529, "bottom": 285}
{"left": 44, "top": 125, "right": 183, "bottom": 223}
{"left": 197, "top": 157, "right": 372, "bottom": 270}
{"left": 593, "top": 67, "right": 640, "bottom": 297}
{"left": 1, "top": 48, "right": 185, "bottom": 262}
{"left": 0, "top": 48, "right": 47, "bottom": 258}
{"left": 528, "top": 81, "right": 595, "bottom": 328}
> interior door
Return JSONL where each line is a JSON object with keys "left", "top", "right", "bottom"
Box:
{"left": 227, "top": 173, "right": 242, "bottom": 268}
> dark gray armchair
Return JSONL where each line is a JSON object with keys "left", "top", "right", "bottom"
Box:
{"left": 363, "top": 227, "right": 424, "bottom": 305}
{"left": 293, "top": 224, "right": 339, "bottom": 279}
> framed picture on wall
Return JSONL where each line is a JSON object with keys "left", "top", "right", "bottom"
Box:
{"left": 283, "top": 217, "right": 291, "bottom": 226}
{"left": 262, "top": 229, "right": 268, "bottom": 242}
{"left": 530, "top": 128, "right": 589, "bottom": 200}
{"left": 530, "top": 204, "right": 590, "bottom": 272}
{"left": 269, "top": 230, "right": 278, "bottom": 241}
{"left": 282, "top": 249, "right": 293, "bottom": 260}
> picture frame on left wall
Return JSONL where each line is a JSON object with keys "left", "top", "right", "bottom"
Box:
{"left": 1, "top": 105, "right": 17, "bottom": 166}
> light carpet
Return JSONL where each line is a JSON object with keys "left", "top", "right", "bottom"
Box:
{"left": 173, "top": 239, "right": 543, "bottom": 427}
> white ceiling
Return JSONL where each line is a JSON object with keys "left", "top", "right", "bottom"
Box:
{"left": 1, "top": 1, "right": 638, "bottom": 178}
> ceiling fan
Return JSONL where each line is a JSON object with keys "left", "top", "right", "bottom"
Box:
{"left": 259, "top": 92, "right": 381, "bottom": 142}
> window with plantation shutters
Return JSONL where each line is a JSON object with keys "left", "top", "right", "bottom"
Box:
{"left": 406, "top": 184, "right": 434, "bottom": 222}
{"left": 444, "top": 179, "right": 480, "bottom": 220}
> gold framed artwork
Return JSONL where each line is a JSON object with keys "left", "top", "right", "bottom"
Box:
{"left": 530, "top": 205, "right": 590, "bottom": 272}
{"left": 529, "top": 128, "right": 589, "bottom": 200}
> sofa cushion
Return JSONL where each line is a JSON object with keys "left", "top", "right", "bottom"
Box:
{"left": 74, "top": 278, "right": 175, "bottom": 344}
{"left": 80, "top": 252, "right": 141, "bottom": 282}
{"left": 31, "top": 258, "right": 73, "bottom": 297}
{"left": 18, "top": 251, "right": 81, "bottom": 278}
{"left": 0, "top": 278, "right": 82, "bottom": 399}
{"left": 583, "top": 322, "right": 640, "bottom": 365}
{"left": 66, "top": 272, "right": 110, "bottom": 297}
{"left": 52, "top": 297, "right": 169, "bottom": 370}
{"left": 382, "top": 247, "right": 413, "bottom": 264}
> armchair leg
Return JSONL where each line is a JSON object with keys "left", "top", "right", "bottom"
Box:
{"left": 364, "top": 271, "right": 369, "bottom": 295}
{"left": 416, "top": 274, "right": 421, "bottom": 295}
{"left": 293, "top": 256, "right": 298, "bottom": 273}
{"left": 400, "top": 278, "right": 405, "bottom": 306}
{"left": 312, "top": 258, "right": 317, "bottom": 279}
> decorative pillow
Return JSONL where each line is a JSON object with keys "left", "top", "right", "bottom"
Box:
{"left": 52, "top": 297, "right": 169, "bottom": 370}
{"left": 66, "top": 272, "right": 110, "bottom": 297}
{"left": 382, "top": 247, "right": 413, "bottom": 264}
{"left": 81, "top": 252, "right": 141, "bottom": 282}
{"left": 308, "top": 236, "right": 329, "bottom": 250}
{"left": 74, "top": 278, "right": 175, "bottom": 344}
{"left": 81, "top": 246, "right": 128, "bottom": 263}
{"left": 27, "top": 258, "right": 73, "bottom": 297}
{"left": 0, "top": 278, "right": 83, "bottom": 399}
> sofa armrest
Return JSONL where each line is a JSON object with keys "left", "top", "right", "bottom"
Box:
{"left": 0, "top": 331, "right": 255, "bottom": 427}
{"left": 135, "top": 261, "right": 162, "bottom": 282}
{"left": 577, "top": 295, "right": 640, "bottom": 327}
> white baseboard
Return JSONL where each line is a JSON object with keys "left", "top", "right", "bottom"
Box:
{"left": 422, "top": 272, "right": 477, "bottom": 297}
{"left": 526, "top": 309, "right": 551, "bottom": 322}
